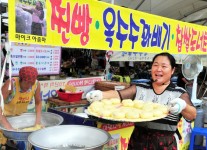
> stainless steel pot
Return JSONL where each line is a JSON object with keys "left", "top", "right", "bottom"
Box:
{"left": 28, "top": 125, "right": 111, "bottom": 150}
{"left": 0, "top": 112, "right": 63, "bottom": 141}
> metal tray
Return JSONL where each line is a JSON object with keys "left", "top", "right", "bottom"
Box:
{"left": 28, "top": 125, "right": 111, "bottom": 150}
{"left": 0, "top": 112, "right": 63, "bottom": 141}
{"left": 85, "top": 109, "right": 168, "bottom": 123}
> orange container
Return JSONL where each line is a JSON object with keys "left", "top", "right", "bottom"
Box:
{"left": 56, "top": 90, "right": 83, "bottom": 102}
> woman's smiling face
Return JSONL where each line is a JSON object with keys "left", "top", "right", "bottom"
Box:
{"left": 151, "top": 55, "right": 175, "bottom": 85}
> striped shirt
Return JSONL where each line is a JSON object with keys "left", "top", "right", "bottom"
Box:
{"left": 134, "top": 82, "right": 186, "bottom": 132}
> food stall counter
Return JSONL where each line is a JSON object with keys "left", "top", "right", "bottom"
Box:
{"left": 47, "top": 97, "right": 95, "bottom": 127}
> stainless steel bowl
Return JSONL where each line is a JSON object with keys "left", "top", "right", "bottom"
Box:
{"left": 28, "top": 125, "right": 111, "bottom": 150}
{"left": 0, "top": 112, "right": 63, "bottom": 141}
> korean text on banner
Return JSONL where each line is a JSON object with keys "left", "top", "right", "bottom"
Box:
{"left": 97, "top": 122, "right": 134, "bottom": 150}
{"left": 11, "top": 43, "right": 61, "bottom": 75}
{"left": 9, "top": 0, "right": 207, "bottom": 54}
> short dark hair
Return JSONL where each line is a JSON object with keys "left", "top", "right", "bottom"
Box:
{"left": 38, "top": 1, "right": 43, "bottom": 7}
{"left": 36, "top": 1, "right": 44, "bottom": 10}
{"left": 152, "top": 52, "right": 176, "bottom": 69}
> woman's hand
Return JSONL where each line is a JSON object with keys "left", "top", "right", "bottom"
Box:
{"left": 86, "top": 90, "right": 103, "bottom": 103}
{"left": 35, "top": 124, "right": 45, "bottom": 129}
{"left": 169, "top": 98, "right": 187, "bottom": 115}
{"left": 6, "top": 125, "right": 15, "bottom": 131}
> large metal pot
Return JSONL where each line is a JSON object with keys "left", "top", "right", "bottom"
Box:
{"left": 28, "top": 125, "right": 111, "bottom": 150}
{"left": 0, "top": 112, "right": 63, "bottom": 141}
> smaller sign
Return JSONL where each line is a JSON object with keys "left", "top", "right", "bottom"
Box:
{"left": 97, "top": 122, "right": 134, "bottom": 150}
{"left": 109, "top": 51, "right": 186, "bottom": 64}
{"left": 11, "top": 43, "right": 61, "bottom": 75}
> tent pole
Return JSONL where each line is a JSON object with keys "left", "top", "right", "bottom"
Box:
{"left": 0, "top": 6, "right": 2, "bottom": 74}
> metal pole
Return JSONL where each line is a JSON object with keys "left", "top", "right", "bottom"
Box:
{"left": 26, "top": 141, "right": 32, "bottom": 150}
{"left": 135, "top": 0, "right": 145, "bottom": 10}
{"left": 104, "top": 0, "right": 115, "bottom": 79}
{"left": 0, "top": 0, "right": 2, "bottom": 74}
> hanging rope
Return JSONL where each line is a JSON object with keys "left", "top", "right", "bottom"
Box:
{"left": 0, "top": 42, "right": 12, "bottom": 114}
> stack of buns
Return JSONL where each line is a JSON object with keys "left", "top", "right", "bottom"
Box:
{"left": 22, "top": 124, "right": 43, "bottom": 131}
{"left": 88, "top": 98, "right": 168, "bottom": 121}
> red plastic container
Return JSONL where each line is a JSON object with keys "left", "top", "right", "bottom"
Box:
{"left": 56, "top": 90, "right": 84, "bottom": 102}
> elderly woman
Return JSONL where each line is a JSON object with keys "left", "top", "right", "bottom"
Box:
{"left": 86, "top": 52, "right": 196, "bottom": 150}
{"left": 0, "top": 66, "right": 42, "bottom": 129}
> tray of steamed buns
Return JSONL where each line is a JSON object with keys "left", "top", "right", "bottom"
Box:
{"left": 85, "top": 98, "right": 169, "bottom": 122}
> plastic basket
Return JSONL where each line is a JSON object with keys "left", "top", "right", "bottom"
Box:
{"left": 56, "top": 90, "right": 83, "bottom": 102}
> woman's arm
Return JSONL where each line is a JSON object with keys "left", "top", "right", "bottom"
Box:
{"left": 0, "top": 108, "right": 13, "bottom": 130}
{"left": 19, "top": 6, "right": 33, "bottom": 14}
{"left": 102, "top": 85, "right": 137, "bottom": 100}
{"left": 102, "top": 90, "right": 120, "bottom": 99}
{"left": 34, "top": 81, "right": 42, "bottom": 125}
{"left": 118, "top": 84, "right": 137, "bottom": 100}
{"left": 86, "top": 85, "right": 136, "bottom": 102}
{"left": 180, "top": 93, "right": 196, "bottom": 120}
{"left": 0, "top": 79, "right": 14, "bottom": 130}
{"left": 2, "top": 79, "right": 12, "bottom": 101}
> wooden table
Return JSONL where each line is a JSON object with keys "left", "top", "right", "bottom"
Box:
{"left": 47, "top": 97, "right": 89, "bottom": 113}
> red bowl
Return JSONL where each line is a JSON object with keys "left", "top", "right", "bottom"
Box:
{"left": 56, "top": 91, "right": 83, "bottom": 102}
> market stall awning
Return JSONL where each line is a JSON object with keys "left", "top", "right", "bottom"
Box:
{"left": 8, "top": 0, "right": 207, "bottom": 55}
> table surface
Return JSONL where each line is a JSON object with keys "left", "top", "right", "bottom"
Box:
{"left": 48, "top": 97, "right": 89, "bottom": 106}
